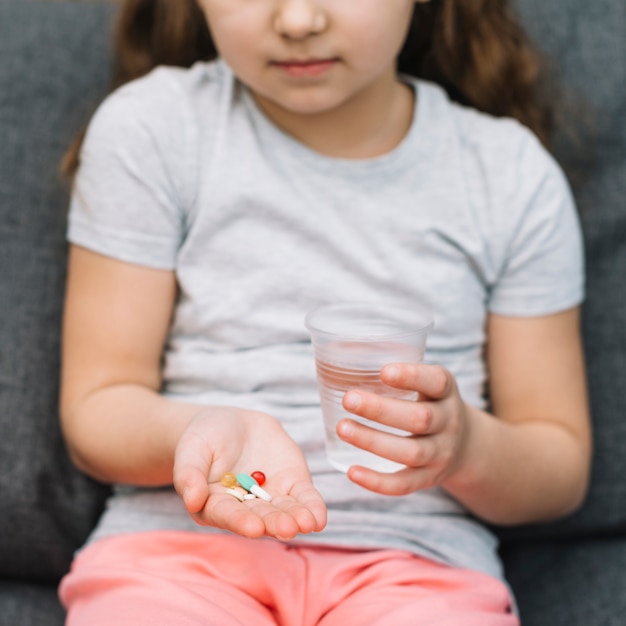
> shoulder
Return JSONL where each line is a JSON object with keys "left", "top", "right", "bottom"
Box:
{"left": 79, "top": 61, "right": 234, "bottom": 209}
{"left": 415, "top": 79, "right": 559, "bottom": 183}
{"left": 418, "top": 80, "right": 572, "bottom": 222}
{"left": 87, "top": 60, "right": 229, "bottom": 142}
{"left": 449, "top": 88, "right": 567, "bottom": 201}
{"left": 457, "top": 107, "right": 562, "bottom": 193}
{"left": 414, "top": 80, "right": 582, "bottom": 312}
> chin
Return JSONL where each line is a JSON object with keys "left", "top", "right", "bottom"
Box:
{"left": 267, "top": 92, "right": 346, "bottom": 117}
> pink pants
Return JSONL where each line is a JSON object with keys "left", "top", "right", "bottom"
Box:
{"left": 59, "top": 531, "right": 518, "bottom": 626}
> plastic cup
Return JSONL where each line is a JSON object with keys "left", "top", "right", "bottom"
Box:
{"left": 305, "top": 303, "right": 433, "bottom": 473}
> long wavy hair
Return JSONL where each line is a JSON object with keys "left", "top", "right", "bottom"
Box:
{"left": 63, "top": 0, "right": 554, "bottom": 177}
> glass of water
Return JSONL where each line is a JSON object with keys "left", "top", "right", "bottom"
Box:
{"left": 306, "top": 303, "right": 433, "bottom": 473}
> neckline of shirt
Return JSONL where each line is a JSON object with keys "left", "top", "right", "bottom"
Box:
{"left": 215, "top": 60, "right": 445, "bottom": 179}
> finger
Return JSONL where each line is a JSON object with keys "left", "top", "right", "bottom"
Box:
{"left": 382, "top": 362, "right": 454, "bottom": 400}
{"left": 178, "top": 475, "right": 210, "bottom": 515}
{"left": 244, "top": 479, "right": 326, "bottom": 536}
{"left": 343, "top": 389, "right": 439, "bottom": 435}
{"left": 206, "top": 481, "right": 326, "bottom": 539}
{"left": 346, "top": 465, "right": 435, "bottom": 496}
{"left": 173, "top": 436, "right": 213, "bottom": 514}
{"left": 211, "top": 494, "right": 308, "bottom": 540}
{"left": 286, "top": 480, "right": 328, "bottom": 532}
{"left": 269, "top": 469, "right": 328, "bottom": 533}
{"left": 337, "top": 418, "right": 438, "bottom": 469}
{"left": 248, "top": 499, "right": 303, "bottom": 540}
{"left": 261, "top": 496, "right": 315, "bottom": 539}
{"left": 201, "top": 492, "right": 268, "bottom": 538}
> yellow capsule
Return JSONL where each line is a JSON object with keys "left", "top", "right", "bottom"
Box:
{"left": 220, "top": 472, "right": 238, "bottom": 488}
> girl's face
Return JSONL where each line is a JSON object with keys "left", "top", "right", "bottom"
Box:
{"left": 196, "top": 0, "right": 424, "bottom": 119}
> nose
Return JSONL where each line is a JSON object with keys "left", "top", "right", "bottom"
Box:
{"left": 273, "top": 0, "right": 327, "bottom": 39}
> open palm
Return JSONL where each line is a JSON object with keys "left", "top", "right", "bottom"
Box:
{"left": 173, "top": 407, "right": 327, "bottom": 540}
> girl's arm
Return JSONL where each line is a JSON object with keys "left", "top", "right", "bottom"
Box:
{"left": 339, "top": 307, "right": 592, "bottom": 525}
{"left": 446, "top": 308, "right": 591, "bottom": 524}
{"left": 60, "top": 245, "right": 326, "bottom": 538}
{"left": 60, "top": 244, "right": 189, "bottom": 486}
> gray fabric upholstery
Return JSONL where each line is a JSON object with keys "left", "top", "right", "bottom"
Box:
{"left": 0, "top": 582, "right": 65, "bottom": 626}
{"left": 501, "top": 0, "right": 626, "bottom": 623}
{"left": 0, "top": 0, "right": 624, "bottom": 625}
{"left": 503, "top": 538, "right": 626, "bottom": 626}
{"left": 503, "top": 0, "right": 626, "bottom": 537}
{"left": 0, "top": 0, "right": 114, "bottom": 585}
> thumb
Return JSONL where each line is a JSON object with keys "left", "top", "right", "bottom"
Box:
{"left": 173, "top": 441, "right": 212, "bottom": 514}
{"left": 176, "top": 469, "right": 210, "bottom": 514}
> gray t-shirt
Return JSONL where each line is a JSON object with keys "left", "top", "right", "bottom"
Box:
{"left": 68, "top": 59, "right": 584, "bottom": 580}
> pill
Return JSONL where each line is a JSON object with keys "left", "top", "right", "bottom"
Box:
{"left": 236, "top": 473, "right": 258, "bottom": 491}
{"left": 250, "top": 484, "right": 273, "bottom": 502}
{"left": 251, "top": 471, "right": 266, "bottom": 486}
{"left": 220, "top": 472, "right": 238, "bottom": 488}
{"left": 236, "top": 472, "right": 272, "bottom": 502}
{"left": 243, "top": 494, "right": 257, "bottom": 500}
{"left": 225, "top": 488, "right": 245, "bottom": 502}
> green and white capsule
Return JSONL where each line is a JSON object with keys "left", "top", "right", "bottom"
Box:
{"left": 236, "top": 472, "right": 273, "bottom": 502}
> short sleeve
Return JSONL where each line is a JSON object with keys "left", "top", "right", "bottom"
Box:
{"left": 488, "top": 131, "right": 584, "bottom": 316}
{"left": 67, "top": 70, "right": 191, "bottom": 269}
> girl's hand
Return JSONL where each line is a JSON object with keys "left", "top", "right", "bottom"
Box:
{"left": 173, "top": 408, "right": 327, "bottom": 540}
{"left": 337, "top": 362, "right": 472, "bottom": 495}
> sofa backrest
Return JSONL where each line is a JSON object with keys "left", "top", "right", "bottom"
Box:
{"left": 0, "top": 0, "right": 115, "bottom": 581}
{"left": 508, "top": 0, "right": 626, "bottom": 538}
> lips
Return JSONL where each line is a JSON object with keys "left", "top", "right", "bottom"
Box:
{"left": 272, "top": 58, "right": 338, "bottom": 78}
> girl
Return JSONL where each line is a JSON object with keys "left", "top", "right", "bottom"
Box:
{"left": 59, "top": 0, "right": 591, "bottom": 624}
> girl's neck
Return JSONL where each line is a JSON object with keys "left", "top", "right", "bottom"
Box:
{"left": 250, "top": 75, "right": 415, "bottom": 160}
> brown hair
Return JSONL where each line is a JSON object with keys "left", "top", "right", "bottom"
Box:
{"left": 63, "top": 0, "right": 554, "bottom": 177}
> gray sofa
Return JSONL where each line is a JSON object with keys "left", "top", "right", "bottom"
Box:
{"left": 0, "top": 1, "right": 624, "bottom": 624}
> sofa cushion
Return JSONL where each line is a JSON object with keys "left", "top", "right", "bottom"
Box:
{"left": 501, "top": 537, "right": 626, "bottom": 626}
{"left": 0, "top": 0, "right": 115, "bottom": 581}
{"left": 0, "top": 582, "right": 65, "bottom": 626}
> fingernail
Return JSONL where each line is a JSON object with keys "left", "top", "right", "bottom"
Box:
{"left": 347, "top": 467, "right": 362, "bottom": 481}
{"left": 343, "top": 392, "right": 361, "bottom": 410}
{"left": 337, "top": 420, "right": 354, "bottom": 437}
{"left": 385, "top": 366, "right": 399, "bottom": 381}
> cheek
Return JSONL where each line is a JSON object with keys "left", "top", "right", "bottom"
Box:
{"left": 348, "top": 30, "right": 407, "bottom": 77}
{"left": 342, "top": 9, "right": 414, "bottom": 68}
{"left": 209, "top": 26, "right": 261, "bottom": 82}
{"left": 200, "top": 5, "right": 265, "bottom": 68}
